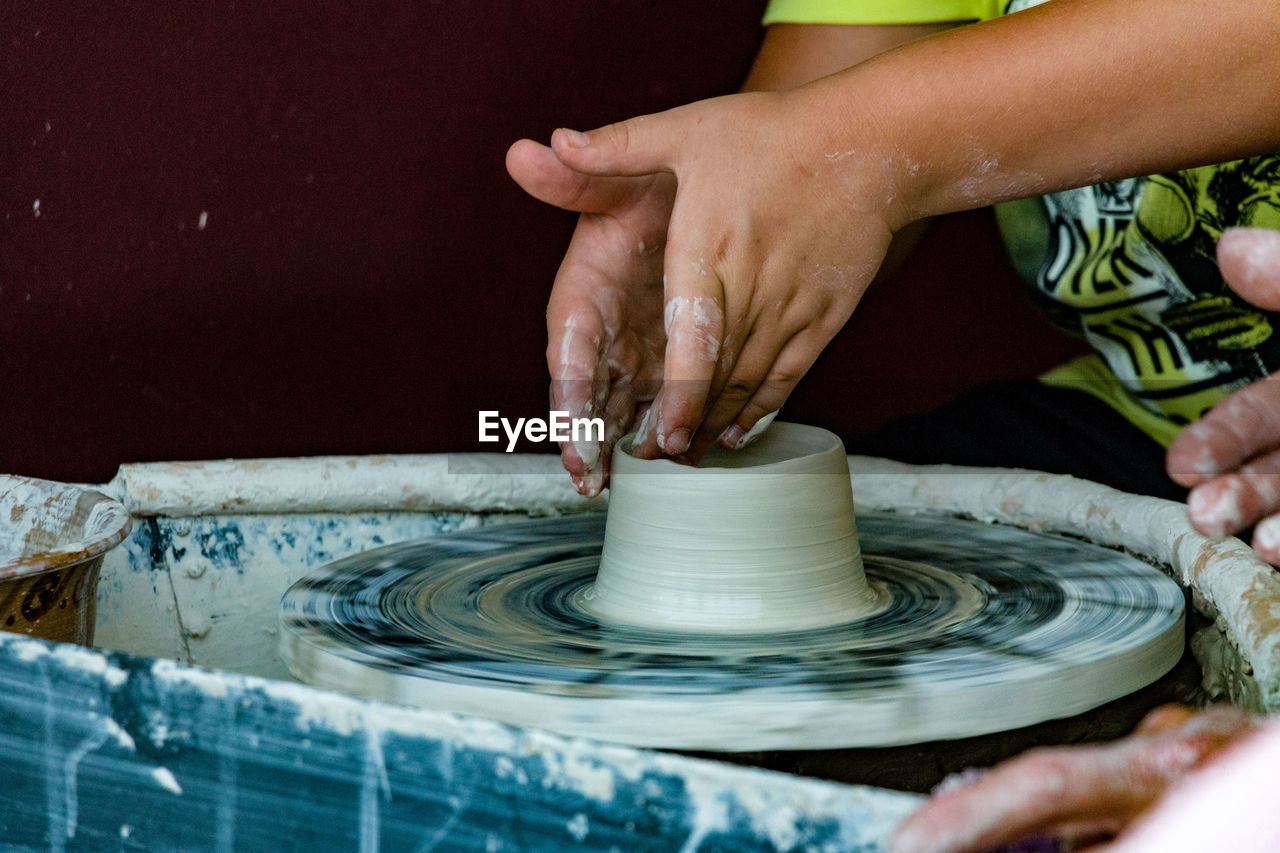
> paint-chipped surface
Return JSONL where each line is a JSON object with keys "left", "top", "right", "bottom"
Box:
{"left": 96, "top": 511, "right": 530, "bottom": 679}
{"left": 0, "top": 633, "right": 920, "bottom": 852}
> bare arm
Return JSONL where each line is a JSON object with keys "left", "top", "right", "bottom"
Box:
{"left": 824, "top": 0, "right": 1280, "bottom": 223}
{"left": 547, "top": 0, "right": 1280, "bottom": 460}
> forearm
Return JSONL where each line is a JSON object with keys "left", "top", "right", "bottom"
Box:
{"left": 744, "top": 22, "right": 964, "bottom": 276}
{"left": 789, "top": 0, "right": 1280, "bottom": 228}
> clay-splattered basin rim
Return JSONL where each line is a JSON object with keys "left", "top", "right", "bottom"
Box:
{"left": 0, "top": 475, "right": 132, "bottom": 581}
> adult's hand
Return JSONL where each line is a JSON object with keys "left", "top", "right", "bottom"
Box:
{"left": 890, "top": 704, "right": 1257, "bottom": 853}
{"left": 1107, "top": 716, "right": 1280, "bottom": 853}
{"left": 1166, "top": 227, "right": 1280, "bottom": 564}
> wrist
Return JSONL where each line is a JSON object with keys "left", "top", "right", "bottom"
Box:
{"left": 776, "top": 73, "right": 922, "bottom": 236}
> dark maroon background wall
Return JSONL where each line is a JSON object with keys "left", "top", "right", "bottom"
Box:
{"left": 1, "top": 2, "right": 1081, "bottom": 483}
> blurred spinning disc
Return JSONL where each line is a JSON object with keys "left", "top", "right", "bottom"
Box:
{"left": 280, "top": 513, "right": 1184, "bottom": 750}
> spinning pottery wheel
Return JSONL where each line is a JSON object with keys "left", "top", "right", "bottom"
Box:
{"left": 280, "top": 425, "right": 1185, "bottom": 751}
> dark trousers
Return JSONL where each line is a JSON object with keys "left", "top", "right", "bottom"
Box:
{"left": 844, "top": 380, "right": 1186, "bottom": 502}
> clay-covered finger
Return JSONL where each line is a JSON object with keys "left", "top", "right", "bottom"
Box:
{"left": 1133, "top": 703, "right": 1198, "bottom": 735}
{"left": 1217, "top": 226, "right": 1280, "bottom": 312}
{"left": 1251, "top": 514, "right": 1280, "bottom": 565}
{"left": 628, "top": 393, "right": 665, "bottom": 459}
{"left": 547, "top": 302, "right": 608, "bottom": 483}
{"left": 681, "top": 326, "right": 789, "bottom": 459}
{"left": 1167, "top": 378, "right": 1280, "bottom": 487}
{"left": 891, "top": 746, "right": 1131, "bottom": 853}
{"left": 1186, "top": 447, "right": 1280, "bottom": 538}
{"left": 557, "top": 381, "right": 611, "bottom": 494}
{"left": 573, "top": 380, "right": 642, "bottom": 496}
{"left": 717, "top": 332, "right": 826, "bottom": 451}
{"left": 653, "top": 252, "right": 725, "bottom": 457}
{"left": 893, "top": 743, "right": 1178, "bottom": 853}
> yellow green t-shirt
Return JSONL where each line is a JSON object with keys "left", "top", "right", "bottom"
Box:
{"left": 764, "top": 0, "right": 1280, "bottom": 447}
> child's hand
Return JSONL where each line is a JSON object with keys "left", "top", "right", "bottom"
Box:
{"left": 545, "top": 89, "right": 901, "bottom": 462}
{"left": 506, "top": 140, "right": 674, "bottom": 495}
{"left": 1167, "top": 228, "right": 1280, "bottom": 564}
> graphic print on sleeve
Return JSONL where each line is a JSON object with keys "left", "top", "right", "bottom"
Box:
{"left": 997, "top": 157, "right": 1280, "bottom": 438}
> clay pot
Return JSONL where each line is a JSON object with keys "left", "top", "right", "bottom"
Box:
{"left": 589, "top": 422, "right": 879, "bottom": 632}
{"left": 0, "top": 475, "right": 131, "bottom": 645}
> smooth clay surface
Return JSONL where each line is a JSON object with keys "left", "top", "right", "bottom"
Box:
{"left": 586, "top": 423, "right": 884, "bottom": 633}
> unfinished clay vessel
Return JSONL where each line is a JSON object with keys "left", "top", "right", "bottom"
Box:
{"left": 0, "top": 475, "right": 132, "bottom": 644}
{"left": 585, "top": 422, "right": 881, "bottom": 632}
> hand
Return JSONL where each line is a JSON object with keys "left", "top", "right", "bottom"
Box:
{"left": 506, "top": 140, "right": 674, "bottom": 495}
{"left": 543, "top": 88, "right": 902, "bottom": 463}
{"left": 890, "top": 704, "right": 1257, "bottom": 853}
{"left": 1166, "top": 227, "right": 1280, "bottom": 564}
{"left": 1107, "top": 718, "right": 1280, "bottom": 852}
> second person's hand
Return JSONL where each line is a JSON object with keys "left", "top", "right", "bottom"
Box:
{"left": 1166, "top": 227, "right": 1280, "bottom": 565}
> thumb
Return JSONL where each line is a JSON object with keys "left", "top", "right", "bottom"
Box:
{"left": 505, "top": 138, "right": 640, "bottom": 213}
{"left": 551, "top": 111, "right": 681, "bottom": 177}
{"left": 1218, "top": 227, "right": 1280, "bottom": 311}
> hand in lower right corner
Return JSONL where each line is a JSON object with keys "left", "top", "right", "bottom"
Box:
{"left": 889, "top": 704, "right": 1256, "bottom": 853}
